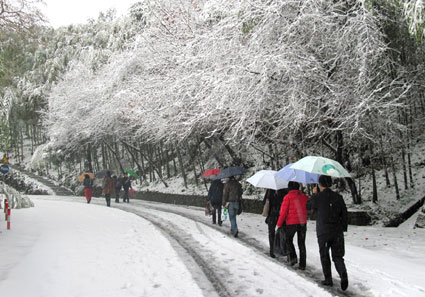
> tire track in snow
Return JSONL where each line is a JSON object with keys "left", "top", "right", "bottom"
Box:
{"left": 118, "top": 206, "right": 233, "bottom": 297}
{"left": 117, "top": 201, "right": 364, "bottom": 297}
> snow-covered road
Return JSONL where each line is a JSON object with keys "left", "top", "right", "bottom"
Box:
{"left": 0, "top": 195, "right": 424, "bottom": 297}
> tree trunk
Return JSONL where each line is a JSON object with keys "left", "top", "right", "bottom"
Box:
{"left": 390, "top": 155, "right": 400, "bottom": 200}
{"left": 371, "top": 162, "right": 378, "bottom": 203}
{"left": 121, "top": 140, "right": 168, "bottom": 187}
{"left": 407, "top": 142, "right": 414, "bottom": 188}
{"left": 203, "top": 137, "right": 225, "bottom": 167}
{"left": 170, "top": 144, "right": 178, "bottom": 176}
{"left": 86, "top": 143, "right": 93, "bottom": 172}
{"left": 186, "top": 141, "right": 199, "bottom": 186}
{"left": 176, "top": 145, "right": 187, "bottom": 188}
{"left": 103, "top": 140, "right": 125, "bottom": 174}
{"left": 335, "top": 130, "right": 343, "bottom": 164}
{"left": 401, "top": 148, "right": 408, "bottom": 190}
{"left": 346, "top": 177, "right": 361, "bottom": 204}
{"left": 379, "top": 137, "right": 391, "bottom": 187}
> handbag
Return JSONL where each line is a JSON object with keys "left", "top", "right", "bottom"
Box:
{"left": 129, "top": 188, "right": 135, "bottom": 198}
{"left": 274, "top": 226, "right": 288, "bottom": 256}
{"left": 205, "top": 202, "right": 212, "bottom": 216}
{"left": 262, "top": 199, "right": 270, "bottom": 217}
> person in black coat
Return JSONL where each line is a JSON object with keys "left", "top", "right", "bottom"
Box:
{"left": 207, "top": 179, "right": 224, "bottom": 225}
{"left": 263, "top": 188, "right": 288, "bottom": 258}
{"left": 307, "top": 175, "right": 349, "bottom": 291}
{"left": 122, "top": 173, "right": 132, "bottom": 203}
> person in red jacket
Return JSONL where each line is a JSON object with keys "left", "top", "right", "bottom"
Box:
{"left": 277, "top": 181, "right": 308, "bottom": 269}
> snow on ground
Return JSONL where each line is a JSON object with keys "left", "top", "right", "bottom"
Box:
{"left": 0, "top": 198, "right": 205, "bottom": 297}
{"left": 0, "top": 195, "right": 424, "bottom": 297}
{"left": 0, "top": 196, "right": 331, "bottom": 297}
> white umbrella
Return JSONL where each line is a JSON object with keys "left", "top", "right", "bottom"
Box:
{"left": 246, "top": 170, "right": 289, "bottom": 190}
{"left": 290, "top": 156, "right": 351, "bottom": 178}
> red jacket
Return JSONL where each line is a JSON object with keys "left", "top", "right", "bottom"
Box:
{"left": 277, "top": 190, "right": 308, "bottom": 227}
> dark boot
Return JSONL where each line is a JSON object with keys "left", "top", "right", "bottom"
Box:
{"left": 341, "top": 273, "right": 348, "bottom": 291}
{"left": 321, "top": 279, "right": 333, "bottom": 286}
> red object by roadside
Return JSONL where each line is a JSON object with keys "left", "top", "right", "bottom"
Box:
{"left": 129, "top": 188, "right": 135, "bottom": 198}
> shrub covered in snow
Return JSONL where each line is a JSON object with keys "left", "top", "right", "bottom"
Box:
{"left": 0, "top": 182, "right": 34, "bottom": 208}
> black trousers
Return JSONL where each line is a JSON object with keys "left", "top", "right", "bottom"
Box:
{"left": 285, "top": 224, "right": 307, "bottom": 268}
{"left": 268, "top": 222, "right": 276, "bottom": 253}
{"left": 317, "top": 232, "right": 347, "bottom": 281}
{"left": 105, "top": 194, "right": 111, "bottom": 207}
{"left": 212, "top": 205, "right": 222, "bottom": 224}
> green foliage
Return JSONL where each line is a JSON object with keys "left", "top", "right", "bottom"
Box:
{"left": 242, "top": 19, "right": 256, "bottom": 34}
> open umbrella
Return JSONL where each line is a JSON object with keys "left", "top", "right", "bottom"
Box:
{"left": 201, "top": 169, "right": 221, "bottom": 178}
{"left": 290, "top": 156, "right": 351, "bottom": 178}
{"left": 95, "top": 169, "right": 114, "bottom": 179}
{"left": 125, "top": 169, "right": 139, "bottom": 178}
{"left": 246, "top": 170, "right": 288, "bottom": 190}
{"left": 276, "top": 164, "right": 320, "bottom": 184}
{"left": 215, "top": 166, "right": 247, "bottom": 179}
{"left": 78, "top": 172, "right": 95, "bottom": 182}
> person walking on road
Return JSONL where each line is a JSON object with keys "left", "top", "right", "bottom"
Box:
{"left": 222, "top": 176, "right": 243, "bottom": 237}
{"left": 207, "top": 178, "right": 224, "bottom": 226}
{"left": 122, "top": 172, "right": 132, "bottom": 203}
{"left": 307, "top": 175, "right": 349, "bottom": 291}
{"left": 264, "top": 188, "right": 288, "bottom": 258}
{"left": 102, "top": 171, "right": 114, "bottom": 207}
{"left": 83, "top": 174, "right": 93, "bottom": 204}
{"left": 277, "top": 181, "right": 308, "bottom": 269}
{"left": 113, "top": 175, "right": 122, "bottom": 203}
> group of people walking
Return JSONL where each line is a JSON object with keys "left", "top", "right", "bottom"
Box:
{"left": 82, "top": 171, "right": 132, "bottom": 207}
{"left": 208, "top": 174, "right": 349, "bottom": 291}
{"left": 207, "top": 176, "right": 243, "bottom": 237}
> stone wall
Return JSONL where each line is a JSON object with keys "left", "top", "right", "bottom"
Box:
{"left": 132, "top": 190, "right": 371, "bottom": 226}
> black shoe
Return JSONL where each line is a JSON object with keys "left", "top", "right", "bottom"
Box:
{"left": 270, "top": 251, "right": 276, "bottom": 258}
{"left": 289, "top": 257, "right": 297, "bottom": 266}
{"left": 341, "top": 274, "right": 348, "bottom": 291}
{"left": 212, "top": 222, "right": 216, "bottom": 224}
{"left": 234, "top": 231, "right": 238, "bottom": 238}
{"left": 321, "top": 280, "right": 333, "bottom": 287}
{"left": 218, "top": 222, "right": 222, "bottom": 226}
{"left": 298, "top": 265, "right": 306, "bottom": 270}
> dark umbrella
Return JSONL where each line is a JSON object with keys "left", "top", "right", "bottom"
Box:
{"left": 215, "top": 166, "right": 247, "bottom": 179}
{"left": 95, "top": 169, "right": 114, "bottom": 179}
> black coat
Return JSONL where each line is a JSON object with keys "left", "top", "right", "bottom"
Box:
{"left": 307, "top": 188, "right": 348, "bottom": 236}
{"left": 122, "top": 177, "right": 131, "bottom": 191}
{"left": 207, "top": 179, "right": 224, "bottom": 207}
{"left": 263, "top": 188, "right": 288, "bottom": 226}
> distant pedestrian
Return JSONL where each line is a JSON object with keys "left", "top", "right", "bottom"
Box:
{"left": 113, "top": 175, "right": 122, "bottom": 203}
{"left": 122, "top": 172, "right": 132, "bottom": 203}
{"left": 263, "top": 188, "right": 288, "bottom": 258}
{"left": 83, "top": 174, "right": 93, "bottom": 204}
{"left": 207, "top": 178, "right": 224, "bottom": 226}
{"left": 307, "top": 175, "right": 349, "bottom": 291}
{"left": 102, "top": 171, "right": 114, "bottom": 207}
{"left": 277, "top": 181, "right": 308, "bottom": 269}
{"left": 222, "top": 176, "right": 243, "bottom": 237}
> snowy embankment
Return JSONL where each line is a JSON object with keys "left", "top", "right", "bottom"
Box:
{"left": 0, "top": 195, "right": 424, "bottom": 297}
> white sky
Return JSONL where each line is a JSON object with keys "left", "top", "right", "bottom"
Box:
{"left": 40, "top": 0, "right": 137, "bottom": 28}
